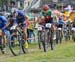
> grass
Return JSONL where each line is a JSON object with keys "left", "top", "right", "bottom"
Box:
{"left": 0, "top": 40, "right": 75, "bottom": 62}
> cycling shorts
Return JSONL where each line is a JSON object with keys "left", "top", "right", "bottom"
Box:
{"left": 45, "top": 18, "right": 53, "bottom": 24}
{"left": 57, "top": 24, "right": 63, "bottom": 28}
{"left": 18, "top": 22, "right": 26, "bottom": 29}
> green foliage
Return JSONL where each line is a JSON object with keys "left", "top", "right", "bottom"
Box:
{"left": 0, "top": 0, "right": 7, "bottom": 6}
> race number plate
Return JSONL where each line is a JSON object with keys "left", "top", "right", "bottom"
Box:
{"left": 72, "top": 28, "right": 75, "bottom": 31}
{"left": 38, "top": 26, "right": 42, "bottom": 31}
{"left": 45, "top": 23, "right": 52, "bottom": 28}
{"left": 58, "top": 28, "right": 62, "bottom": 30}
{"left": 10, "top": 25, "right": 17, "bottom": 30}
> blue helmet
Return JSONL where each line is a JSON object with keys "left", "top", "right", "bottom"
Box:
{"left": 17, "top": 10, "right": 25, "bottom": 16}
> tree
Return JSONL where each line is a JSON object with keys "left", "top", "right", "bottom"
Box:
{"left": 0, "top": 0, "right": 7, "bottom": 7}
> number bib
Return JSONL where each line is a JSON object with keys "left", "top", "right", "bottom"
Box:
{"left": 10, "top": 25, "right": 17, "bottom": 30}
{"left": 72, "top": 27, "right": 75, "bottom": 31}
{"left": 38, "top": 26, "right": 42, "bottom": 31}
{"left": 45, "top": 23, "right": 52, "bottom": 28}
{"left": 58, "top": 28, "right": 62, "bottom": 30}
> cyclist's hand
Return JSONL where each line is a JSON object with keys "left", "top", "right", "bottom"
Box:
{"left": 16, "top": 26, "right": 19, "bottom": 30}
{"left": 19, "top": 23, "right": 22, "bottom": 26}
{"left": 41, "top": 16, "right": 45, "bottom": 20}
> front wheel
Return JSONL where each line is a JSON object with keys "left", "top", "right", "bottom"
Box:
{"left": 38, "top": 31, "right": 42, "bottom": 49}
{"left": 9, "top": 35, "right": 21, "bottom": 56}
{"left": 43, "top": 30, "right": 48, "bottom": 52}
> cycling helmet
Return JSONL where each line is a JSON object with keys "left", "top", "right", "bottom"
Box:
{"left": 42, "top": 5, "right": 49, "bottom": 11}
{"left": 41, "top": 16, "right": 45, "bottom": 19}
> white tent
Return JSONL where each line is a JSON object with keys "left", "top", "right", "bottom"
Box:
{"left": 64, "top": 5, "right": 73, "bottom": 12}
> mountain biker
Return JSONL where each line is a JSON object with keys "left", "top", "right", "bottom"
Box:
{"left": 57, "top": 16, "right": 64, "bottom": 37}
{"left": 14, "top": 9, "right": 29, "bottom": 49}
{"left": 5, "top": 9, "right": 28, "bottom": 48}
{"left": 0, "top": 13, "right": 17, "bottom": 48}
{"left": 14, "top": 9, "right": 27, "bottom": 41}
{"left": 39, "top": 5, "right": 54, "bottom": 50}
{"left": 40, "top": 5, "right": 53, "bottom": 25}
{"left": 57, "top": 16, "right": 64, "bottom": 29}
{"left": 6, "top": 15, "right": 17, "bottom": 46}
{"left": 0, "top": 14, "right": 8, "bottom": 53}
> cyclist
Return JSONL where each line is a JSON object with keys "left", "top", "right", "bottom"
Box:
{"left": 6, "top": 14, "right": 16, "bottom": 46}
{"left": 14, "top": 9, "right": 27, "bottom": 41}
{"left": 6, "top": 9, "right": 28, "bottom": 48}
{"left": 57, "top": 16, "right": 65, "bottom": 38}
{"left": 40, "top": 5, "right": 53, "bottom": 25}
{"left": 15, "top": 9, "right": 28, "bottom": 49}
{"left": 39, "top": 5, "right": 54, "bottom": 50}
{"left": 0, "top": 13, "right": 8, "bottom": 53}
{"left": 57, "top": 16, "right": 64, "bottom": 28}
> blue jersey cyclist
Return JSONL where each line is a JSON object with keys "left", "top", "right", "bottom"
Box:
{"left": 57, "top": 17, "right": 64, "bottom": 28}
{"left": 15, "top": 9, "right": 27, "bottom": 40}
{"left": 0, "top": 14, "right": 11, "bottom": 48}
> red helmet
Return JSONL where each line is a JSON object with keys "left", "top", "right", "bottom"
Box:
{"left": 42, "top": 5, "right": 49, "bottom": 11}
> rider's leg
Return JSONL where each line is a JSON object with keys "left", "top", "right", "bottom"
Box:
{"left": 23, "top": 27, "right": 27, "bottom": 41}
{"left": 27, "top": 29, "right": 30, "bottom": 44}
{"left": 22, "top": 27, "right": 29, "bottom": 49}
{"left": 4, "top": 30, "right": 11, "bottom": 46}
{"left": 2, "top": 33, "right": 5, "bottom": 45}
{"left": 2, "top": 34, "right": 6, "bottom": 47}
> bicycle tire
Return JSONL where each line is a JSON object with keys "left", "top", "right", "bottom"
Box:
{"left": 73, "top": 31, "right": 75, "bottom": 42}
{"left": 9, "top": 34, "right": 21, "bottom": 56}
{"left": 0, "top": 36, "right": 5, "bottom": 54}
{"left": 38, "top": 31, "right": 42, "bottom": 49}
{"left": 49, "top": 28, "right": 54, "bottom": 50}
{"left": 18, "top": 30, "right": 28, "bottom": 54}
{"left": 43, "top": 29, "right": 48, "bottom": 52}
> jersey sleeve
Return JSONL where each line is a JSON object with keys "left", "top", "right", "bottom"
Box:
{"left": 41, "top": 10, "right": 46, "bottom": 16}
{"left": 47, "top": 10, "right": 52, "bottom": 16}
